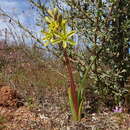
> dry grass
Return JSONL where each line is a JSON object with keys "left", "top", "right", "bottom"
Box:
{"left": 0, "top": 43, "right": 130, "bottom": 129}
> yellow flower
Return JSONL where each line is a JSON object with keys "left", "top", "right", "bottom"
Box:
{"left": 42, "top": 31, "right": 53, "bottom": 46}
{"left": 42, "top": 8, "right": 77, "bottom": 48}
{"left": 52, "top": 30, "right": 76, "bottom": 48}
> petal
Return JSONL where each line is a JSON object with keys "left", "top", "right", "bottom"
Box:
{"left": 57, "top": 14, "right": 62, "bottom": 23}
{"left": 51, "top": 39, "right": 62, "bottom": 44}
{"left": 63, "top": 42, "right": 67, "bottom": 48}
{"left": 61, "top": 19, "right": 67, "bottom": 25}
{"left": 42, "top": 31, "right": 49, "bottom": 35}
{"left": 53, "top": 8, "right": 58, "bottom": 18}
{"left": 42, "top": 37, "right": 48, "bottom": 41}
{"left": 44, "top": 42, "right": 49, "bottom": 46}
{"left": 53, "top": 8, "right": 58, "bottom": 14}
{"left": 54, "top": 32, "right": 62, "bottom": 38}
{"left": 67, "top": 39, "right": 76, "bottom": 46}
{"left": 47, "top": 9, "right": 54, "bottom": 18}
{"left": 67, "top": 30, "right": 76, "bottom": 37}
{"left": 45, "top": 16, "right": 53, "bottom": 24}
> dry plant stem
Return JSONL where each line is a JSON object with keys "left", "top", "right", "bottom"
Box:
{"left": 63, "top": 49, "right": 79, "bottom": 118}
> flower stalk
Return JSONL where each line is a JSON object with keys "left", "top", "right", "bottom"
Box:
{"left": 63, "top": 49, "right": 79, "bottom": 120}
{"left": 42, "top": 8, "right": 83, "bottom": 121}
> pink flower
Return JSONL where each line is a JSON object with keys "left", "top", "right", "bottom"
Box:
{"left": 113, "top": 106, "right": 122, "bottom": 113}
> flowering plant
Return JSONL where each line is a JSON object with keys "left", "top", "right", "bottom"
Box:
{"left": 42, "top": 8, "right": 83, "bottom": 121}
{"left": 113, "top": 106, "right": 122, "bottom": 113}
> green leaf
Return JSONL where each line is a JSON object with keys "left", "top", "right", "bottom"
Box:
{"left": 78, "top": 99, "right": 83, "bottom": 120}
{"left": 80, "top": 55, "right": 97, "bottom": 88}
{"left": 110, "top": 0, "right": 115, "bottom": 3}
{"left": 68, "top": 88, "right": 77, "bottom": 120}
{"left": 77, "top": 87, "right": 83, "bottom": 104}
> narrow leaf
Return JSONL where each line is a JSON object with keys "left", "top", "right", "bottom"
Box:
{"left": 78, "top": 100, "right": 83, "bottom": 120}
{"left": 68, "top": 88, "right": 77, "bottom": 120}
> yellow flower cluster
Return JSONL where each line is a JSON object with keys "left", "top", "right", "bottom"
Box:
{"left": 42, "top": 8, "right": 76, "bottom": 48}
